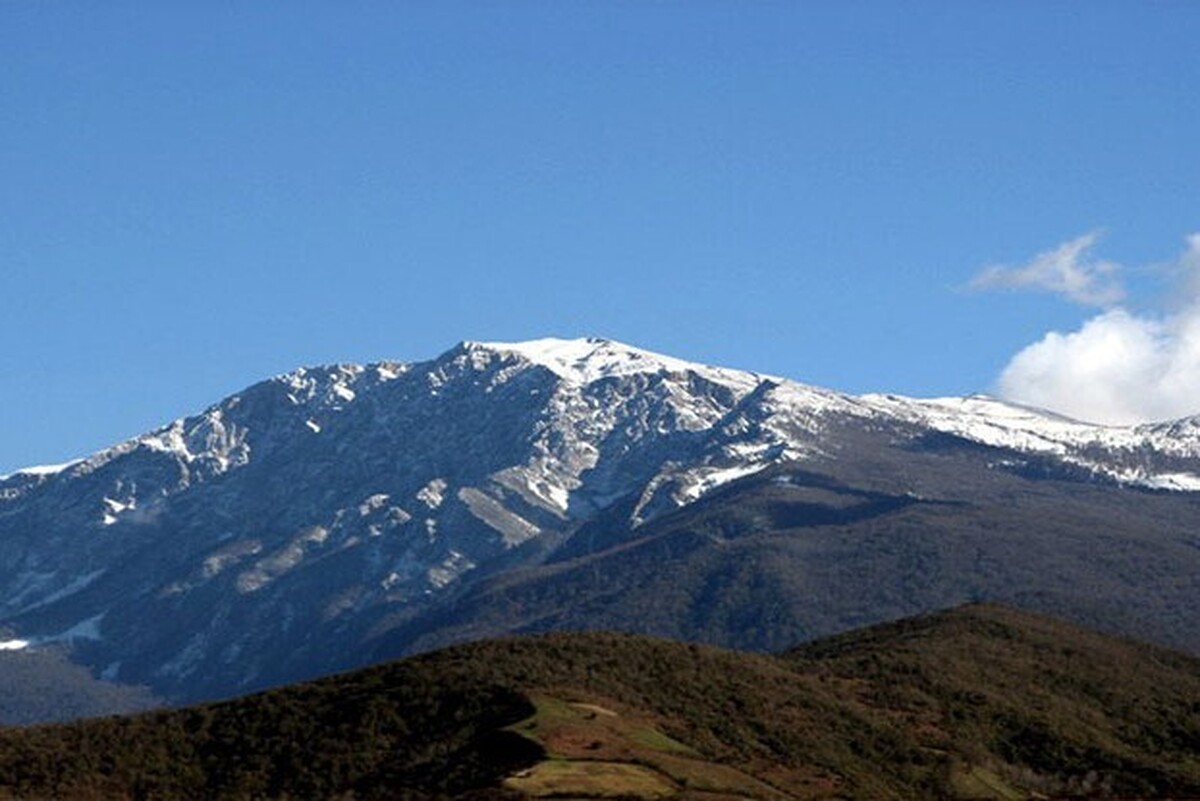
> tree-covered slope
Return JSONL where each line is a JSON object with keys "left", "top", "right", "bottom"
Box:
{"left": 0, "top": 604, "right": 1198, "bottom": 800}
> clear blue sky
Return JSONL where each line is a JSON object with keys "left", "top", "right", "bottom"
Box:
{"left": 2, "top": 3, "right": 1197, "bottom": 473}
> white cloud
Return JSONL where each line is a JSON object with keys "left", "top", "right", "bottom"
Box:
{"left": 995, "top": 234, "right": 1200, "bottom": 425}
{"left": 969, "top": 231, "right": 1125, "bottom": 307}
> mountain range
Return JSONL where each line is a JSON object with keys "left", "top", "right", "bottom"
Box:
{"left": 2, "top": 337, "right": 1199, "bottom": 712}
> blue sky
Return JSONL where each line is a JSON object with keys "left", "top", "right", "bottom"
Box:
{"left": 2, "top": 3, "right": 1198, "bottom": 473}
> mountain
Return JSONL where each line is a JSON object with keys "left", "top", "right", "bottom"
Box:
{"left": 0, "top": 647, "right": 159, "bottom": 725}
{"left": 0, "top": 605, "right": 1198, "bottom": 800}
{"left": 2, "top": 337, "right": 1200, "bottom": 708}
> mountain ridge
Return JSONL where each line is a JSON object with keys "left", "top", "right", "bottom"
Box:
{"left": 8, "top": 337, "right": 1200, "bottom": 489}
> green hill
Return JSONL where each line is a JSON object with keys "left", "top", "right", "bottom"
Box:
{"left": 0, "top": 604, "right": 1197, "bottom": 800}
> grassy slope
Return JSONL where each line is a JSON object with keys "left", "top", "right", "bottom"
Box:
{"left": 0, "top": 605, "right": 1198, "bottom": 799}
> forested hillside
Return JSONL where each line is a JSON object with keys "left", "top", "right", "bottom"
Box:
{"left": 0, "top": 605, "right": 1197, "bottom": 799}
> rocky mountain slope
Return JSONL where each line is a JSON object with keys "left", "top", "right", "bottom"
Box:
{"left": 1, "top": 605, "right": 1198, "bottom": 800}
{"left": 2, "top": 338, "right": 1200, "bottom": 707}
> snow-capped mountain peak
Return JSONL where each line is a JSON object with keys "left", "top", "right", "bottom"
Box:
{"left": 5, "top": 337, "right": 1200, "bottom": 705}
{"left": 465, "top": 337, "right": 768, "bottom": 390}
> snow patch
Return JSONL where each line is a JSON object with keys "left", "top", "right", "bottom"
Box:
{"left": 493, "top": 467, "right": 573, "bottom": 516}
{"left": 469, "top": 337, "right": 765, "bottom": 390}
{"left": 358, "top": 494, "right": 390, "bottom": 515}
{"left": 676, "top": 463, "right": 772, "bottom": 504}
{"left": 102, "top": 496, "right": 136, "bottom": 526}
{"left": 417, "top": 479, "right": 448, "bottom": 509}
{"left": 536, "top": 480, "right": 570, "bottom": 511}
{"left": 0, "top": 460, "right": 82, "bottom": 481}
{"left": 858, "top": 392, "right": 1200, "bottom": 491}
{"left": 376, "top": 363, "right": 404, "bottom": 381}
{"left": 1138, "top": 472, "right": 1200, "bottom": 492}
{"left": 862, "top": 393, "right": 1134, "bottom": 453}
